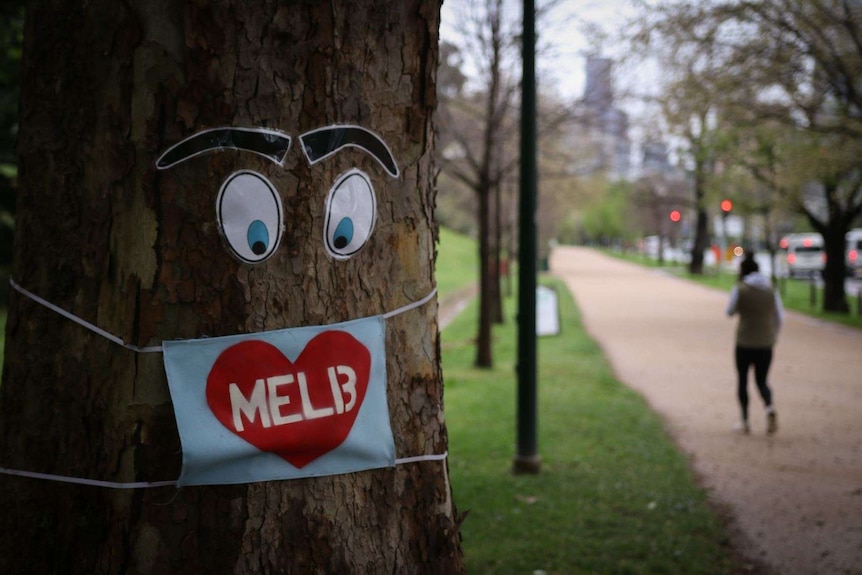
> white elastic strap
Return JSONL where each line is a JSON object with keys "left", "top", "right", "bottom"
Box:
{"left": 9, "top": 279, "right": 163, "bottom": 353}
{"left": 0, "top": 452, "right": 448, "bottom": 489}
{"left": 0, "top": 467, "right": 176, "bottom": 489}
{"left": 382, "top": 286, "right": 437, "bottom": 319}
{"left": 10, "top": 279, "right": 436, "bottom": 352}
{"left": 394, "top": 451, "right": 448, "bottom": 465}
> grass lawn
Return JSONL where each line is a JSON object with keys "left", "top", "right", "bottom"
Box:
{"left": 443, "top": 280, "right": 738, "bottom": 574}
{"left": 436, "top": 226, "right": 479, "bottom": 298}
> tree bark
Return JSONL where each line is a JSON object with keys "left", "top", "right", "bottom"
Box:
{"left": 805, "top": 180, "right": 851, "bottom": 313}
{"left": 492, "top": 175, "right": 504, "bottom": 324}
{"left": 475, "top": 172, "right": 494, "bottom": 367}
{"left": 821, "top": 226, "right": 849, "bottom": 313}
{"left": 0, "top": 1, "right": 465, "bottom": 573}
{"left": 688, "top": 161, "right": 709, "bottom": 275}
{"left": 690, "top": 208, "right": 709, "bottom": 274}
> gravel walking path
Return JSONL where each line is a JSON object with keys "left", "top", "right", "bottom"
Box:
{"left": 550, "top": 246, "right": 862, "bottom": 575}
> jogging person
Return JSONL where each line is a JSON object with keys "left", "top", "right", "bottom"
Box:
{"left": 726, "top": 252, "right": 784, "bottom": 434}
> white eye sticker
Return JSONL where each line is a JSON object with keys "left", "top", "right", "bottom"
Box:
{"left": 216, "top": 170, "right": 284, "bottom": 264}
{"left": 323, "top": 169, "right": 376, "bottom": 260}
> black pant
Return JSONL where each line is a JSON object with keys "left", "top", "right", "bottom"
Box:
{"left": 735, "top": 346, "right": 773, "bottom": 420}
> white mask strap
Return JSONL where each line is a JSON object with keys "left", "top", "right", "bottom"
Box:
{"left": 9, "top": 278, "right": 437, "bottom": 353}
{"left": 382, "top": 286, "right": 437, "bottom": 319}
{"left": 9, "top": 279, "right": 163, "bottom": 353}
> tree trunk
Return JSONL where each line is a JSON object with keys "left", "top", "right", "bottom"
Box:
{"left": 761, "top": 209, "right": 778, "bottom": 284}
{"left": 492, "top": 176, "right": 504, "bottom": 324}
{"left": 688, "top": 165, "right": 709, "bottom": 275}
{"left": 0, "top": 1, "right": 465, "bottom": 573}
{"left": 689, "top": 207, "right": 709, "bottom": 274}
{"left": 475, "top": 175, "right": 493, "bottom": 367}
{"left": 805, "top": 179, "right": 850, "bottom": 314}
{"left": 817, "top": 221, "right": 850, "bottom": 314}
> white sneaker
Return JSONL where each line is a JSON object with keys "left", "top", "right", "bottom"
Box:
{"left": 734, "top": 420, "right": 751, "bottom": 434}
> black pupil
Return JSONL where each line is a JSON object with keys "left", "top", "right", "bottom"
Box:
{"left": 251, "top": 241, "right": 267, "bottom": 255}
{"left": 334, "top": 236, "right": 348, "bottom": 249}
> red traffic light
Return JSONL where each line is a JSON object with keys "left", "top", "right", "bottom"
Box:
{"left": 669, "top": 210, "right": 681, "bottom": 222}
{"left": 720, "top": 199, "right": 733, "bottom": 212}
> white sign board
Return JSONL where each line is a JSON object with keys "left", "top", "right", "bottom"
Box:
{"left": 536, "top": 285, "right": 560, "bottom": 337}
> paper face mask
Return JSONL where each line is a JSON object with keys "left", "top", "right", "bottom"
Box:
{"left": 7, "top": 279, "right": 437, "bottom": 487}
{"left": 163, "top": 315, "right": 394, "bottom": 486}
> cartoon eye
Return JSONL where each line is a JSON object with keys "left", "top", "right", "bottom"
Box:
{"left": 216, "top": 170, "right": 284, "bottom": 264}
{"left": 323, "top": 168, "right": 376, "bottom": 259}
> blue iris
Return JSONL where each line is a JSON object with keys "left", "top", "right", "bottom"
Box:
{"left": 333, "top": 217, "right": 354, "bottom": 250}
{"left": 247, "top": 220, "right": 270, "bottom": 255}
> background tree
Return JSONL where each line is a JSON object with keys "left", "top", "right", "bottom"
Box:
{"left": 0, "top": 2, "right": 465, "bottom": 573}
{"left": 631, "top": 2, "right": 735, "bottom": 274}
{"left": 437, "top": 0, "right": 598, "bottom": 366}
{"left": 718, "top": 121, "right": 804, "bottom": 278}
{"left": 631, "top": 0, "right": 862, "bottom": 311}
{"left": 713, "top": 0, "right": 862, "bottom": 310}
{"left": 534, "top": 89, "right": 594, "bottom": 255}
{"left": 779, "top": 129, "right": 862, "bottom": 309}
{"left": 632, "top": 171, "right": 688, "bottom": 263}
{"left": 577, "top": 179, "right": 639, "bottom": 247}
{"left": 664, "top": 86, "right": 719, "bottom": 275}
{"left": 436, "top": 0, "right": 520, "bottom": 368}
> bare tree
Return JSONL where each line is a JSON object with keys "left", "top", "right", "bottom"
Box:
{"left": 664, "top": 86, "right": 720, "bottom": 274}
{"left": 437, "top": 0, "right": 520, "bottom": 368}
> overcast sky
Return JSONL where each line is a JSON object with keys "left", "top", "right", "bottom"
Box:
{"left": 439, "top": 0, "right": 640, "bottom": 101}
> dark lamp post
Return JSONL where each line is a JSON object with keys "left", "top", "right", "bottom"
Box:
{"left": 514, "top": 0, "right": 540, "bottom": 475}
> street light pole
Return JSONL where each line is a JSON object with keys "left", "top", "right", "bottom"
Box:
{"left": 514, "top": 0, "right": 540, "bottom": 475}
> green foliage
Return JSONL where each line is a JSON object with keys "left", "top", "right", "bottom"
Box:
{"left": 575, "top": 179, "right": 639, "bottom": 244}
{"left": 443, "top": 279, "right": 737, "bottom": 574}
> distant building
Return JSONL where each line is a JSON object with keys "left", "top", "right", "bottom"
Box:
{"left": 640, "top": 140, "right": 674, "bottom": 177}
{"left": 584, "top": 57, "right": 613, "bottom": 111}
{"left": 567, "top": 56, "right": 631, "bottom": 180}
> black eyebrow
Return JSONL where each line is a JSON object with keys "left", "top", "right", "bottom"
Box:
{"left": 299, "top": 125, "right": 399, "bottom": 178}
{"left": 156, "top": 127, "right": 292, "bottom": 169}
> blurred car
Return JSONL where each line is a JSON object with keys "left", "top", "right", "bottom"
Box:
{"left": 776, "top": 233, "right": 824, "bottom": 278}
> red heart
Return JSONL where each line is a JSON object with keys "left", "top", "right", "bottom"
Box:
{"left": 206, "top": 331, "right": 371, "bottom": 468}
